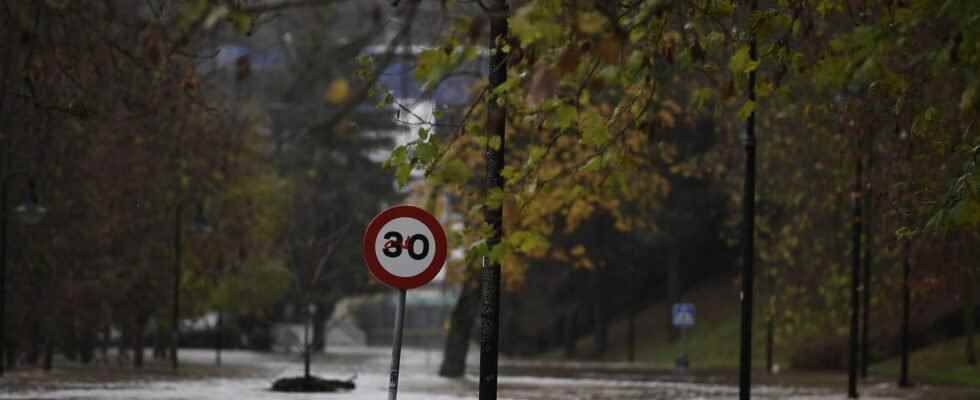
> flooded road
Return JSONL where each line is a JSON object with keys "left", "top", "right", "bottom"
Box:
{"left": 0, "top": 347, "right": 925, "bottom": 399}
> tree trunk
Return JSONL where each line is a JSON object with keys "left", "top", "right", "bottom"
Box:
{"left": 861, "top": 140, "right": 874, "bottom": 379}
{"left": 117, "top": 324, "right": 130, "bottom": 367}
{"left": 563, "top": 308, "right": 578, "bottom": 358}
{"left": 100, "top": 324, "right": 109, "bottom": 364}
{"left": 79, "top": 328, "right": 95, "bottom": 364}
{"left": 134, "top": 317, "right": 147, "bottom": 369}
{"left": 627, "top": 308, "right": 636, "bottom": 363}
{"left": 593, "top": 269, "right": 607, "bottom": 356}
{"left": 311, "top": 301, "right": 337, "bottom": 352}
{"left": 964, "top": 267, "right": 976, "bottom": 366}
{"left": 765, "top": 317, "right": 774, "bottom": 374}
{"left": 215, "top": 310, "right": 222, "bottom": 367}
{"left": 847, "top": 147, "right": 863, "bottom": 399}
{"left": 667, "top": 252, "right": 680, "bottom": 341}
{"left": 439, "top": 280, "right": 480, "bottom": 377}
{"left": 28, "top": 319, "right": 42, "bottom": 366}
{"left": 153, "top": 321, "right": 166, "bottom": 359}
{"left": 899, "top": 239, "right": 911, "bottom": 387}
{"left": 42, "top": 337, "right": 53, "bottom": 372}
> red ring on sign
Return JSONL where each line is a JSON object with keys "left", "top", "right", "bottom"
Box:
{"left": 362, "top": 205, "right": 447, "bottom": 290}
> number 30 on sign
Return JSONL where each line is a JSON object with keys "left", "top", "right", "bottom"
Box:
{"left": 362, "top": 205, "right": 447, "bottom": 290}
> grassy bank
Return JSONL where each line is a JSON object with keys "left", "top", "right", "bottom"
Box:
{"left": 872, "top": 336, "right": 980, "bottom": 387}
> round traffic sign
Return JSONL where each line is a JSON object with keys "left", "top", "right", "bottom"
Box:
{"left": 362, "top": 205, "right": 447, "bottom": 290}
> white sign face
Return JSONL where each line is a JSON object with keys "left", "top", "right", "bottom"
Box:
{"left": 373, "top": 217, "right": 436, "bottom": 278}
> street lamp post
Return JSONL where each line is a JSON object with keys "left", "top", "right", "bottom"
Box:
{"left": 172, "top": 200, "right": 211, "bottom": 371}
{"left": 0, "top": 173, "right": 46, "bottom": 376}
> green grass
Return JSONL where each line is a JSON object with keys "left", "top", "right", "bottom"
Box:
{"left": 873, "top": 336, "right": 980, "bottom": 387}
{"left": 569, "top": 279, "right": 790, "bottom": 370}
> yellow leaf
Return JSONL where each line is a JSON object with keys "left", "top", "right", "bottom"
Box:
{"left": 324, "top": 79, "right": 351, "bottom": 105}
{"left": 578, "top": 12, "right": 605, "bottom": 34}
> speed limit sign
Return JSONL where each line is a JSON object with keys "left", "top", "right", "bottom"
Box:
{"left": 362, "top": 205, "right": 447, "bottom": 290}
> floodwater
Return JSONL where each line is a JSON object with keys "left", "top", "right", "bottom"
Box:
{"left": 0, "top": 347, "right": 915, "bottom": 399}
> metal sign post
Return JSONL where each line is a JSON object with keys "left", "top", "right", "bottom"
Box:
{"left": 672, "top": 303, "right": 695, "bottom": 369}
{"left": 388, "top": 289, "right": 407, "bottom": 400}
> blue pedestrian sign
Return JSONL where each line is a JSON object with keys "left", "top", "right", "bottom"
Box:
{"left": 672, "top": 303, "right": 695, "bottom": 327}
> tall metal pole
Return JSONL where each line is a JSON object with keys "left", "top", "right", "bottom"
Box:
{"left": 172, "top": 202, "right": 184, "bottom": 371}
{"left": 738, "top": 0, "right": 759, "bottom": 398}
{"left": 899, "top": 239, "right": 911, "bottom": 387}
{"left": 848, "top": 151, "right": 863, "bottom": 399}
{"left": 480, "top": 2, "right": 508, "bottom": 400}
{"left": 388, "top": 289, "right": 407, "bottom": 400}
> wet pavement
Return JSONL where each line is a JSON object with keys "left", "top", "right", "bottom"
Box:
{"left": 0, "top": 347, "right": 935, "bottom": 399}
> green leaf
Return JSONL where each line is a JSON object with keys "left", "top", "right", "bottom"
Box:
{"left": 385, "top": 145, "right": 408, "bottom": 169}
{"left": 501, "top": 165, "right": 520, "bottom": 182}
{"left": 692, "top": 87, "right": 714, "bottom": 110}
{"left": 729, "top": 46, "right": 759, "bottom": 74}
{"left": 960, "top": 82, "right": 978, "bottom": 111}
{"left": 489, "top": 242, "right": 508, "bottom": 264}
{"left": 580, "top": 110, "right": 608, "bottom": 146}
{"left": 581, "top": 157, "right": 603, "bottom": 173}
{"left": 952, "top": 198, "right": 980, "bottom": 227}
{"left": 434, "top": 159, "right": 473, "bottom": 185}
{"left": 486, "top": 187, "right": 505, "bottom": 209}
{"left": 488, "top": 135, "right": 502, "bottom": 151}
{"left": 508, "top": 230, "right": 550, "bottom": 254}
{"left": 418, "top": 127, "right": 430, "bottom": 141}
{"left": 737, "top": 100, "right": 756, "bottom": 120}
{"left": 228, "top": 9, "right": 254, "bottom": 34}
{"left": 415, "top": 141, "right": 438, "bottom": 164}
{"left": 395, "top": 163, "right": 412, "bottom": 187}
{"left": 553, "top": 104, "right": 577, "bottom": 129}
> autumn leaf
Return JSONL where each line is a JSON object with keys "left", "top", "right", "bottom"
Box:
{"left": 324, "top": 79, "right": 351, "bottom": 104}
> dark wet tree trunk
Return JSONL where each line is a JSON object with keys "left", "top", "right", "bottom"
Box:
{"left": 563, "top": 306, "right": 579, "bottom": 357}
{"left": 628, "top": 266, "right": 636, "bottom": 363}
{"left": 847, "top": 145, "right": 863, "bottom": 399}
{"left": 134, "top": 317, "right": 147, "bottom": 368}
{"left": 100, "top": 324, "right": 110, "bottom": 363}
{"left": 667, "top": 252, "right": 680, "bottom": 341}
{"left": 79, "top": 328, "right": 96, "bottom": 364}
{"left": 117, "top": 323, "right": 130, "bottom": 367}
{"left": 153, "top": 321, "right": 166, "bottom": 359}
{"left": 28, "top": 319, "right": 42, "bottom": 366}
{"left": 964, "top": 266, "right": 976, "bottom": 366}
{"left": 42, "top": 337, "right": 53, "bottom": 371}
{"left": 593, "top": 218, "right": 607, "bottom": 356}
{"left": 593, "top": 275, "right": 607, "bottom": 355}
{"left": 899, "top": 239, "right": 911, "bottom": 387}
{"left": 765, "top": 317, "right": 774, "bottom": 374}
{"left": 627, "top": 308, "right": 636, "bottom": 362}
{"left": 311, "top": 301, "right": 336, "bottom": 353}
{"left": 439, "top": 280, "right": 480, "bottom": 377}
{"left": 861, "top": 142, "right": 874, "bottom": 378}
